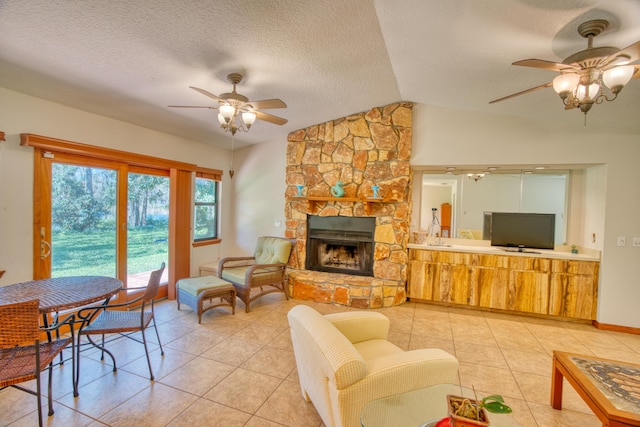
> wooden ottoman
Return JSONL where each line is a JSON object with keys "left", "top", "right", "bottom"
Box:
{"left": 176, "top": 276, "right": 236, "bottom": 323}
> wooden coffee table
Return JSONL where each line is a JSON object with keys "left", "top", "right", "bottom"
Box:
{"left": 551, "top": 351, "right": 640, "bottom": 426}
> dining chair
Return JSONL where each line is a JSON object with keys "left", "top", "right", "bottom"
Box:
{"left": 0, "top": 299, "right": 75, "bottom": 427}
{"left": 77, "top": 262, "right": 165, "bottom": 381}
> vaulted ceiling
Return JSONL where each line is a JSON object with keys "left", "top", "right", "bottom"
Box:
{"left": 1, "top": 0, "right": 639, "bottom": 150}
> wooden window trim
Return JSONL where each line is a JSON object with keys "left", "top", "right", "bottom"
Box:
{"left": 193, "top": 166, "right": 222, "bottom": 246}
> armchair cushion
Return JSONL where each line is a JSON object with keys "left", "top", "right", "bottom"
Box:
{"left": 254, "top": 236, "right": 292, "bottom": 265}
{"left": 288, "top": 305, "right": 459, "bottom": 427}
{"left": 220, "top": 266, "right": 281, "bottom": 287}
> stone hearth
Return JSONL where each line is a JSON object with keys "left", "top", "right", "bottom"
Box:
{"left": 284, "top": 102, "right": 413, "bottom": 308}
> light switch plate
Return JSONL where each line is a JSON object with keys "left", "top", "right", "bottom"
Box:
{"left": 618, "top": 236, "right": 626, "bottom": 247}
{"left": 633, "top": 237, "right": 640, "bottom": 247}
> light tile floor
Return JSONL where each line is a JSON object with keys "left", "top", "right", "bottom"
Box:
{"left": 3, "top": 294, "right": 640, "bottom": 426}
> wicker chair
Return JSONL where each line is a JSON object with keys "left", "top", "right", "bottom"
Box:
{"left": 0, "top": 299, "right": 75, "bottom": 427}
{"left": 77, "top": 262, "right": 165, "bottom": 381}
{"left": 218, "top": 237, "right": 293, "bottom": 312}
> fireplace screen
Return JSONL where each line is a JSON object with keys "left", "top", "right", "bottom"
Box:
{"left": 306, "top": 216, "right": 375, "bottom": 276}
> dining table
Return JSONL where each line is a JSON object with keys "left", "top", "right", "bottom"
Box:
{"left": 0, "top": 276, "right": 123, "bottom": 314}
{"left": 0, "top": 275, "right": 123, "bottom": 396}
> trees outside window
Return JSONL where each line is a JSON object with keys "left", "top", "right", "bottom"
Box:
{"left": 194, "top": 176, "right": 218, "bottom": 241}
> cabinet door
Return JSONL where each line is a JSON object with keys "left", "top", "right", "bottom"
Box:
{"left": 408, "top": 260, "right": 438, "bottom": 301}
{"left": 476, "top": 267, "right": 510, "bottom": 310}
{"left": 549, "top": 273, "right": 597, "bottom": 320}
{"left": 508, "top": 270, "right": 550, "bottom": 314}
{"left": 435, "top": 264, "right": 474, "bottom": 304}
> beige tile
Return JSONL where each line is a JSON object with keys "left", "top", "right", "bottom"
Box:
{"left": 204, "top": 368, "right": 282, "bottom": 413}
{"left": 454, "top": 341, "right": 509, "bottom": 369}
{"left": 166, "top": 398, "right": 251, "bottom": 426}
{"left": 493, "top": 331, "right": 547, "bottom": 353}
{"left": 200, "top": 336, "right": 262, "bottom": 366}
{"left": 164, "top": 328, "right": 227, "bottom": 355}
{"left": 267, "top": 328, "right": 294, "bottom": 351}
{"left": 232, "top": 320, "right": 289, "bottom": 345}
{"left": 98, "top": 382, "right": 198, "bottom": 426}
{"left": 408, "top": 334, "right": 455, "bottom": 355}
{"left": 58, "top": 369, "right": 151, "bottom": 418}
{"left": 527, "top": 401, "right": 600, "bottom": 427}
{"left": 588, "top": 345, "right": 640, "bottom": 364}
{"left": 160, "top": 356, "right": 235, "bottom": 396}
{"left": 120, "top": 346, "right": 197, "bottom": 381}
{"left": 5, "top": 298, "right": 640, "bottom": 427}
{"left": 255, "top": 379, "right": 324, "bottom": 426}
{"left": 458, "top": 361, "right": 523, "bottom": 400}
{"left": 199, "top": 315, "right": 253, "bottom": 335}
{"left": 501, "top": 347, "right": 553, "bottom": 376}
{"left": 411, "top": 317, "right": 453, "bottom": 341}
{"left": 242, "top": 346, "right": 296, "bottom": 379}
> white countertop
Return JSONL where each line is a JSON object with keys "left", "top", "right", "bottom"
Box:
{"left": 407, "top": 243, "right": 600, "bottom": 261}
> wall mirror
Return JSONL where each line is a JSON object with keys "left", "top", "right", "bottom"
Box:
{"left": 419, "top": 171, "right": 569, "bottom": 244}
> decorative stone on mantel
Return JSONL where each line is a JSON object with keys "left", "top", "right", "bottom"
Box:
{"left": 284, "top": 102, "right": 413, "bottom": 308}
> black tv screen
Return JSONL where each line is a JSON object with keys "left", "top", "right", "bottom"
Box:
{"left": 490, "top": 212, "right": 556, "bottom": 250}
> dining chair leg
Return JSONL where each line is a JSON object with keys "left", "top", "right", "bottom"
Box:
{"left": 47, "top": 362, "right": 55, "bottom": 416}
{"left": 35, "top": 348, "right": 43, "bottom": 427}
{"left": 151, "top": 318, "right": 164, "bottom": 356}
{"left": 140, "top": 328, "right": 154, "bottom": 381}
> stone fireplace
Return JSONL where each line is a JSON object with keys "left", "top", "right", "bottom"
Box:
{"left": 284, "top": 102, "right": 413, "bottom": 308}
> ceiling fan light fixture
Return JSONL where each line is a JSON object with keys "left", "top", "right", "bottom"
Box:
{"left": 602, "top": 65, "right": 635, "bottom": 93}
{"left": 576, "top": 82, "right": 600, "bottom": 102}
{"left": 242, "top": 111, "right": 257, "bottom": 127}
{"left": 219, "top": 104, "right": 235, "bottom": 122}
{"left": 553, "top": 73, "right": 580, "bottom": 99}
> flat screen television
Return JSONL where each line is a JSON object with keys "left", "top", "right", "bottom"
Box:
{"left": 489, "top": 212, "right": 556, "bottom": 250}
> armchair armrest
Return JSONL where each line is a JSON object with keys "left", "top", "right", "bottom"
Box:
{"left": 349, "top": 348, "right": 459, "bottom": 394}
{"left": 325, "top": 311, "right": 390, "bottom": 343}
{"left": 218, "top": 256, "right": 256, "bottom": 276}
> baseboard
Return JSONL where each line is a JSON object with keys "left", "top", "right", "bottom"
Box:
{"left": 593, "top": 320, "right": 640, "bottom": 335}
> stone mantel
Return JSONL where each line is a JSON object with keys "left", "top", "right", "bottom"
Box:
{"left": 284, "top": 102, "right": 413, "bottom": 308}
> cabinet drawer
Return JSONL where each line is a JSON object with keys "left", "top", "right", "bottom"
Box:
{"left": 551, "top": 259, "right": 598, "bottom": 275}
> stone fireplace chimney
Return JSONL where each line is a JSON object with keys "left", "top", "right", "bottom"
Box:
{"left": 284, "top": 102, "right": 413, "bottom": 308}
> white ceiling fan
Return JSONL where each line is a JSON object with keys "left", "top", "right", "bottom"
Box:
{"left": 169, "top": 72, "right": 288, "bottom": 134}
{"left": 490, "top": 19, "right": 640, "bottom": 117}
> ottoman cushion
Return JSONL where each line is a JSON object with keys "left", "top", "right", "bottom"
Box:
{"left": 178, "top": 276, "right": 233, "bottom": 297}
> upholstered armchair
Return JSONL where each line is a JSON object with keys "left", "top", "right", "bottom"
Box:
{"left": 218, "top": 236, "right": 293, "bottom": 312}
{"left": 287, "top": 305, "right": 459, "bottom": 427}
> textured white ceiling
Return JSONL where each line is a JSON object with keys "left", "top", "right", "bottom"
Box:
{"left": 0, "top": 0, "right": 638, "bottom": 150}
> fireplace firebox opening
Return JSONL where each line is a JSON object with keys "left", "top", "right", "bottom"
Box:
{"left": 306, "top": 216, "right": 375, "bottom": 277}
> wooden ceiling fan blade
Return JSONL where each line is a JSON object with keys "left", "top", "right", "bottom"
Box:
{"left": 608, "top": 40, "right": 640, "bottom": 65}
{"left": 189, "top": 86, "right": 221, "bottom": 102}
{"left": 247, "top": 98, "right": 287, "bottom": 110}
{"left": 489, "top": 82, "right": 553, "bottom": 104}
{"left": 513, "top": 59, "right": 578, "bottom": 72}
{"left": 168, "top": 105, "right": 217, "bottom": 109}
{"left": 255, "top": 110, "right": 288, "bottom": 125}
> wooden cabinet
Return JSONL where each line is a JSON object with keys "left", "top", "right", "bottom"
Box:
{"left": 408, "top": 248, "right": 599, "bottom": 320}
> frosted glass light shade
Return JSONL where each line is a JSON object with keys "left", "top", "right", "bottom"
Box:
{"left": 553, "top": 73, "right": 580, "bottom": 97}
{"left": 242, "top": 111, "right": 257, "bottom": 127}
{"left": 576, "top": 83, "right": 600, "bottom": 101}
{"left": 603, "top": 66, "right": 634, "bottom": 92}
{"left": 219, "top": 104, "right": 235, "bottom": 122}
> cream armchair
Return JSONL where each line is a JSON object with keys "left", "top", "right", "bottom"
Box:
{"left": 287, "top": 305, "right": 459, "bottom": 427}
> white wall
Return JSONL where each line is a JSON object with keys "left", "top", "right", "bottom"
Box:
{"left": 0, "top": 88, "right": 232, "bottom": 284}
{"left": 412, "top": 103, "right": 640, "bottom": 328}
{"left": 228, "top": 137, "right": 288, "bottom": 255}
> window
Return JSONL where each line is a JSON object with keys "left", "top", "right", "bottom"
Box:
{"left": 194, "top": 170, "right": 221, "bottom": 242}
